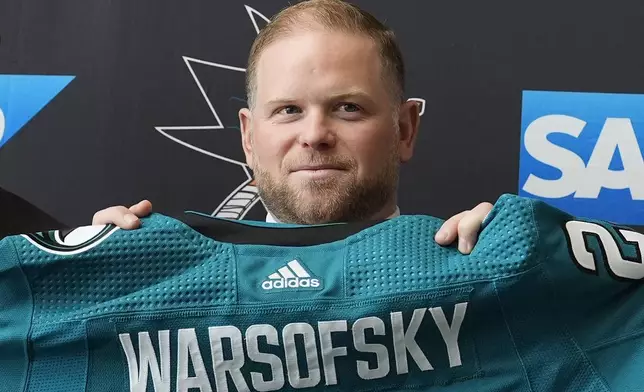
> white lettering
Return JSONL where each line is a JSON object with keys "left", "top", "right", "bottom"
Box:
{"left": 119, "top": 331, "right": 171, "bottom": 392}
{"left": 282, "top": 322, "right": 321, "bottom": 388}
{"left": 119, "top": 303, "right": 471, "bottom": 391}
{"left": 262, "top": 278, "right": 321, "bottom": 290}
{"left": 391, "top": 308, "right": 433, "bottom": 374}
{"left": 566, "top": 221, "right": 644, "bottom": 280}
{"left": 246, "top": 324, "right": 285, "bottom": 392}
{"left": 209, "top": 326, "right": 249, "bottom": 392}
{"left": 353, "top": 316, "right": 390, "bottom": 380}
{"left": 567, "top": 221, "right": 604, "bottom": 272}
{"left": 318, "top": 320, "right": 348, "bottom": 385}
{"left": 429, "top": 302, "right": 468, "bottom": 367}
{"left": 522, "top": 114, "right": 587, "bottom": 198}
{"left": 579, "top": 118, "right": 644, "bottom": 199}
{"left": 522, "top": 114, "right": 644, "bottom": 200}
{"left": 177, "top": 328, "right": 212, "bottom": 392}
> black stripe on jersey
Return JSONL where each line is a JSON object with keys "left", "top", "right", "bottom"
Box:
{"left": 177, "top": 212, "right": 385, "bottom": 246}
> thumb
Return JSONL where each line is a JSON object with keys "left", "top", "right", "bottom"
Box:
{"left": 128, "top": 200, "right": 153, "bottom": 218}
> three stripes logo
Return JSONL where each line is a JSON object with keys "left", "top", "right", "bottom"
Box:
{"left": 261, "top": 259, "right": 322, "bottom": 291}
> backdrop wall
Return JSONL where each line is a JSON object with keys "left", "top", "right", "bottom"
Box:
{"left": 0, "top": 0, "right": 642, "bottom": 231}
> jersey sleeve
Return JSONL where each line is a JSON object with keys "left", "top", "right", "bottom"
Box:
{"left": 0, "top": 236, "right": 33, "bottom": 391}
{"left": 530, "top": 197, "right": 644, "bottom": 390}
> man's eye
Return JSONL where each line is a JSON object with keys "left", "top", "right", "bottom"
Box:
{"left": 279, "top": 105, "right": 302, "bottom": 115}
{"left": 339, "top": 103, "right": 361, "bottom": 112}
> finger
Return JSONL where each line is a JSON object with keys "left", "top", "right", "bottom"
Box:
{"left": 128, "top": 199, "right": 153, "bottom": 217}
{"left": 434, "top": 211, "right": 467, "bottom": 245}
{"left": 92, "top": 206, "right": 142, "bottom": 229}
{"left": 456, "top": 202, "right": 493, "bottom": 254}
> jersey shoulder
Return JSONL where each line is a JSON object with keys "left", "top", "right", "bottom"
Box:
{"left": 0, "top": 213, "right": 208, "bottom": 274}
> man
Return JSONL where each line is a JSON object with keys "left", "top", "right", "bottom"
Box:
{"left": 93, "top": 0, "right": 493, "bottom": 254}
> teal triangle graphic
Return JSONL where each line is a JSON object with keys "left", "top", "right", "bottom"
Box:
{"left": 0, "top": 75, "right": 75, "bottom": 149}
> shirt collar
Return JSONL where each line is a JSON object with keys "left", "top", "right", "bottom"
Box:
{"left": 265, "top": 206, "right": 401, "bottom": 223}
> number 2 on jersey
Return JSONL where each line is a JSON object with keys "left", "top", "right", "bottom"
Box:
{"left": 565, "top": 220, "right": 644, "bottom": 281}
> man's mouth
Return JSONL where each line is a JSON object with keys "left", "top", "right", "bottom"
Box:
{"left": 291, "top": 164, "right": 345, "bottom": 172}
{"left": 289, "top": 164, "right": 347, "bottom": 179}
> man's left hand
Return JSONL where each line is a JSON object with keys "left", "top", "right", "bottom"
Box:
{"left": 434, "top": 202, "right": 493, "bottom": 254}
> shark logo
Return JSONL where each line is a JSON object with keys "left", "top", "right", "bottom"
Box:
{"left": 22, "top": 224, "right": 119, "bottom": 256}
{"left": 154, "top": 5, "right": 425, "bottom": 220}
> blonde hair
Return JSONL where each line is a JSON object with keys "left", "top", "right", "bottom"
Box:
{"left": 245, "top": 0, "right": 406, "bottom": 108}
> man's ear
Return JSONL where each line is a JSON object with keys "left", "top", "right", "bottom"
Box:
{"left": 397, "top": 99, "right": 421, "bottom": 163}
{"left": 239, "top": 107, "right": 254, "bottom": 167}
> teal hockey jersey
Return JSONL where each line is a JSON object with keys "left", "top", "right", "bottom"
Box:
{"left": 0, "top": 194, "right": 642, "bottom": 392}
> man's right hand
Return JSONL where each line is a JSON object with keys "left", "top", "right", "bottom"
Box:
{"left": 91, "top": 200, "right": 153, "bottom": 229}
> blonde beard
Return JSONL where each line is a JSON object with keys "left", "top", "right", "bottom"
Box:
{"left": 251, "top": 141, "right": 400, "bottom": 225}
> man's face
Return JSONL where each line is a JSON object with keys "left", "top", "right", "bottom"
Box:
{"left": 240, "top": 28, "right": 418, "bottom": 224}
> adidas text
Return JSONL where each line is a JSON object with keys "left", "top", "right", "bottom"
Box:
{"left": 262, "top": 277, "right": 321, "bottom": 290}
{"left": 262, "top": 259, "right": 322, "bottom": 290}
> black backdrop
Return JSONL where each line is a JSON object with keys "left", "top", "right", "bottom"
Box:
{"left": 1, "top": 0, "right": 643, "bottom": 232}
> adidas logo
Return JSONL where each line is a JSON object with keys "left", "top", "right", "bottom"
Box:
{"left": 261, "top": 260, "right": 322, "bottom": 291}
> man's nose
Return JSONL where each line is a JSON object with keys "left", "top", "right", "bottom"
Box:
{"left": 297, "top": 110, "right": 336, "bottom": 150}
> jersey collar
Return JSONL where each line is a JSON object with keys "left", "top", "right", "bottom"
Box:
{"left": 265, "top": 206, "right": 401, "bottom": 223}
